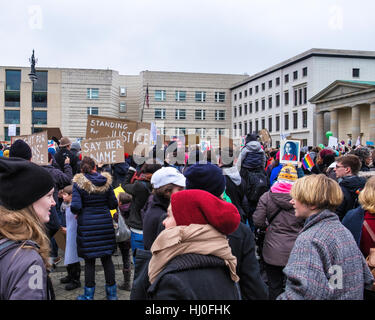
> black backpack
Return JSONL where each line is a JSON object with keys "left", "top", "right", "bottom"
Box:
{"left": 245, "top": 170, "right": 269, "bottom": 204}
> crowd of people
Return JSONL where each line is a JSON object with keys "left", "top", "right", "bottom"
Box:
{"left": 0, "top": 132, "right": 375, "bottom": 300}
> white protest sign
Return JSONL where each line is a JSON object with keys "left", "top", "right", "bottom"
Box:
{"left": 328, "top": 136, "right": 338, "bottom": 148}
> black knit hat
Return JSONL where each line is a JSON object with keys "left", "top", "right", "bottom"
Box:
{"left": 9, "top": 140, "right": 32, "bottom": 160}
{"left": 0, "top": 156, "right": 54, "bottom": 210}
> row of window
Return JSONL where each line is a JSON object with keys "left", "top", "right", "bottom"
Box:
{"left": 157, "top": 127, "right": 227, "bottom": 138}
{"left": 234, "top": 67, "right": 308, "bottom": 100}
{"left": 153, "top": 90, "right": 226, "bottom": 103}
{"left": 233, "top": 110, "right": 308, "bottom": 136}
{"left": 154, "top": 108, "right": 226, "bottom": 120}
{"left": 4, "top": 110, "right": 47, "bottom": 125}
{"left": 233, "top": 86, "right": 307, "bottom": 117}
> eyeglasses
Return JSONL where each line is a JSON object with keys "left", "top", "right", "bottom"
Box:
{"left": 335, "top": 165, "right": 346, "bottom": 169}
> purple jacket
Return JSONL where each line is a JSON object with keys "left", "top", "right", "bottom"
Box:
{"left": 0, "top": 238, "right": 48, "bottom": 300}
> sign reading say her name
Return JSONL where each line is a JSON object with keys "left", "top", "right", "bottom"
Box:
{"left": 81, "top": 137, "right": 125, "bottom": 165}
{"left": 86, "top": 115, "right": 151, "bottom": 154}
{"left": 11, "top": 131, "right": 48, "bottom": 165}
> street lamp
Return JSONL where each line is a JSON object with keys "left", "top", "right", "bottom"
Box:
{"left": 28, "top": 49, "right": 38, "bottom": 133}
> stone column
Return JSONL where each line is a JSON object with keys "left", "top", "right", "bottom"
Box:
{"left": 330, "top": 109, "right": 338, "bottom": 138}
{"left": 370, "top": 102, "right": 375, "bottom": 143}
{"left": 316, "top": 112, "right": 325, "bottom": 145}
{"left": 351, "top": 105, "right": 361, "bottom": 144}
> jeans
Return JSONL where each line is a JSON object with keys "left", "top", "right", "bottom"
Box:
{"left": 117, "top": 239, "right": 131, "bottom": 270}
{"left": 130, "top": 231, "right": 144, "bottom": 266}
{"left": 84, "top": 255, "right": 115, "bottom": 287}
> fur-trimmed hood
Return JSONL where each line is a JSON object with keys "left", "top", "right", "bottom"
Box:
{"left": 73, "top": 172, "right": 113, "bottom": 193}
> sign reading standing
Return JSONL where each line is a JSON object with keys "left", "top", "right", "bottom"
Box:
{"left": 81, "top": 137, "right": 125, "bottom": 165}
{"left": 11, "top": 131, "right": 48, "bottom": 165}
{"left": 86, "top": 115, "right": 151, "bottom": 154}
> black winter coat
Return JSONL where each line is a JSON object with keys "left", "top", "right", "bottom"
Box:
{"left": 143, "top": 194, "right": 169, "bottom": 250}
{"left": 54, "top": 147, "right": 79, "bottom": 175}
{"left": 122, "top": 179, "right": 152, "bottom": 230}
{"left": 71, "top": 172, "right": 118, "bottom": 259}
{"left": 336, "top": 175, "right": 366, "bottom": 221}
{"left": 228, "top": 222, "right": 269, "bottom": 300}
{"left": 147, "top": 253, "right": 241, "bottom": 300}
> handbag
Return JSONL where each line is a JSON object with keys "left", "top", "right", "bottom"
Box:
{"left": 114, "top": 211, "right": 131, "bottom": 243}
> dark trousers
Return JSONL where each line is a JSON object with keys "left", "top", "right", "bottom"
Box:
{"left": 84, "top": 255, "right": 115, "bottom": 287}
{"left": 264, "top": 262, "right": 286, "bottom": 300}
{"left": 117, "top": 239, "right": 131, "bottom": 270}
{"left": 67, "top": 262, "right": 81, "bottom": 282}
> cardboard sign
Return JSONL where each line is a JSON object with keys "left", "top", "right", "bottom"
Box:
{"left": 81, "top": 137, "right": 125, "bottom": 165}
{"left": 185, "top": 135, "right": 200, "bottom": 147}
{"left": 219, "top": 135, "right": 234, "bottom": 149}
{"left": 86, "top": 115, "right": 151, "bottom": 154}
{"left": 12, "top": 131, "right": 48, "bottom": 165}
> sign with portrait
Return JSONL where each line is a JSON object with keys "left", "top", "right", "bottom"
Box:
{"left": 81, "top": 137, "right": 125, "bottom": 165}
{"left": 280, "top": 140, "right": 300, "bottom": 165}
{"left": 11, "top": 131, "right": 49, "bottom": 165}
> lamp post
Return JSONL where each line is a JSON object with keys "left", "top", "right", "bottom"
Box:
{"left": 28, "top": 49, "right": 38, "bottom": 133}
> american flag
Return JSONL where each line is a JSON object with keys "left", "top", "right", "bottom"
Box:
{"left": 145, "top": 84, "right": 149, "bottom": 108}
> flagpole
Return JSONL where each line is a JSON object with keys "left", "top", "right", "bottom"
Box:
{"left": 140, "top": 83, "right": 148, "bottom": 122}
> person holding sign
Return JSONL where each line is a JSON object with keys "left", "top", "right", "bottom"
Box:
{"left": 71, "top": 156, "right": 118, "bottom": 300}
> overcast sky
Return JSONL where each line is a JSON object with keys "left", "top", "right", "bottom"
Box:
{"left": 1, "top": 0, "right": 375, "bottom": 76}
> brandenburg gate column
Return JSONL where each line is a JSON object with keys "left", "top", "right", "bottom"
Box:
{"left": 329, "top": 109, "right": 338, "bottom": 138}
{"left": 370, "top": 101, "right": 375, "bottom": 143}
{"left": 351, "top": 105, "right": 360, "bottom": 143}
{"left": 316, "top": 112, "right": 325, "bottom": 145}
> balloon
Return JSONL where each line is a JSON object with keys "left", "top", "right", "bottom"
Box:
{"left": 325, "top": 131, "right": 333, "bottom": 138}
{"left": 319, "top": 144, "right": 325, "bottom": 149}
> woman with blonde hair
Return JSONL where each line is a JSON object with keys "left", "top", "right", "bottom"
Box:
{"left": 277, "top": 174, "right": 374, "bottom": 300}
{"left": 0, "top": 156, "right": 56, "bottom": 299}
{"left": 343, "top": 176, "right": 375, "bottom": 256}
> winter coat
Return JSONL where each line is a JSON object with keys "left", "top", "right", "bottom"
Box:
{"left": 277, "top": 209, "right": 374, "bottom": 300}
{"left": 228, "top": 222, "right": 269, "bottom": 300}
{"left": 143, "top": 194, "right": 170, "bottom": 250}
{"left": 54, "top": 147, "right": 79, "bottom": 175}
{"left": 42, "top": 163, "right": 73, "bottom": 203}
{"left": 222, "top": 166, "right": 248, "bottom": 222}
{"left": 237, "top": 142, "right": 266, "bottom": 171}
{"left": 122, "top": 178, "right": 152, "bottom": 230}
{"left": 342, "top": 206, "right": 365, "bottom": 247}
{"left": 0, "top": 238, "right": 52, "bottom": 300}
{"left": 112, "top": 162, "right": 129, "bottom": 188}
{"left": 253, "top": 191, "right": 304, "bottom": 266}
{"left": 147, "top": 253, "right": 241, "bottom": 300}
{"left": 71, "top": 171, "right": 118, "bottom": 259}
{"left": 336, "top": 175, "right": 366, "bottom": 220}
{"left": 360, "top": 211, "right": 375, "bottom": 257}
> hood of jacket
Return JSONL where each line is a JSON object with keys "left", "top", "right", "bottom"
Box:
{"left": 269, "top": 191, "right": 294, "bottom": 211}
{"left": 73, "top": 171, "right": 112, "bottom": 193}
{"left": 222, "top": 167, "right": 242, "bottom": 186}
{"left": 339, "top": 175, "right": 366, "bottom": 193}
{"left": 245, "top": 141, "right": 261, "bottom": 152}
{"left": 113, "top": 162, "right": 130, "bottom": 175}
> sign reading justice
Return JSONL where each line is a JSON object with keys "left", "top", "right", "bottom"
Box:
{"left": 86, "top": 115, "right": 151, "bottom": 154}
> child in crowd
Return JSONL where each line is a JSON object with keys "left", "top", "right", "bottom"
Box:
{"left": 115, "top": 192, "right": 133, "bottom": 291}
{"left": 60, "top": 185, "right": 82, "bottom": 291}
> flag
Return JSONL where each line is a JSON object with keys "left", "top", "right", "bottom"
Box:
{"left": 145, "top": 84, "right": 149, "bottom": 108}
{"left": 302, "top": 153, "right": 314, "bottom": 171}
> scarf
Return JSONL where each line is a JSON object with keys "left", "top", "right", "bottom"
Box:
{"left": 148, "top": 224, "right": 239, "bottom": 284}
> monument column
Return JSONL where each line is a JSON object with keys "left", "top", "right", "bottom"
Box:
{"left": 351, "top": 105, "right": 361, "bottom": 145}
{"left": 316, "top": 112, "right": 325, "bottom": 145}
{"left": 330, "top": 109, "right": 338, "bottom": 138}
{"left": 370, "top": 102, "right": 375, "bottom": 143}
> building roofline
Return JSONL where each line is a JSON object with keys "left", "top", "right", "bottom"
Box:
{"left": 230, "top": 48, "right": 375, "bottom": 89}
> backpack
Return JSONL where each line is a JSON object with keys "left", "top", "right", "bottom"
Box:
{"left": 245, "top": 170, "right": 269, "bottom": 204}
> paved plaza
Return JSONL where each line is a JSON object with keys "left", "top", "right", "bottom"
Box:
{"left": 50, "top": 250, "right": 132, "bottom": 300}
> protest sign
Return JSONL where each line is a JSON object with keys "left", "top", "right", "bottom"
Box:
{"left": 86, "top": 115, "right": 151, "bottom": 154}
{"left": 11, "top": 131, "right": 48, "bottom": 165}
{"left": 81, "top": 137, "right": 125, "bottom": 165}
{"left": 8, "top": 124, "right": 16, "bottom": 137}
{"left": 280, "top": 140, "right": 300, "bottom": 165}
{"left": 328, "top": 136, "right": 338, "bottom": 148}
